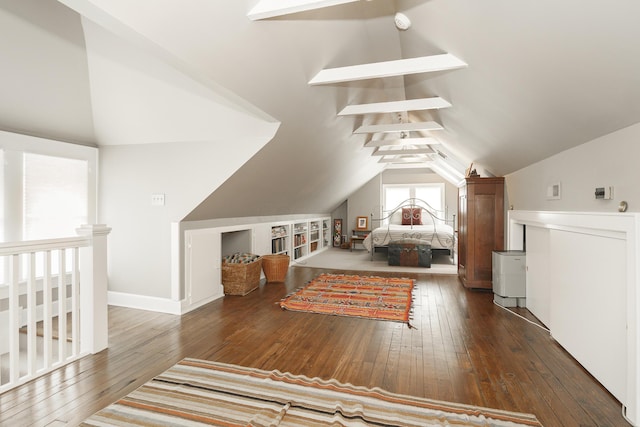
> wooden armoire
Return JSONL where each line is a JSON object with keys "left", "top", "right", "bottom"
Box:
{"left": 457, "top": 177, "right": 505, "bottom": 289}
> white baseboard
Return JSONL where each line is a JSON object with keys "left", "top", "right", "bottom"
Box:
{"left": 107, "top": 291, "right": 182, "bottom": 315}
{"left": 107, "top": 291, "right": 224, "bottom": 315}
{"left": 180, "top": 292, "right": 224, "bottom": 314}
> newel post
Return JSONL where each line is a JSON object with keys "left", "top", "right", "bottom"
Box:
{"left": 77, "top": 224, "right": 112, "bottom": 354}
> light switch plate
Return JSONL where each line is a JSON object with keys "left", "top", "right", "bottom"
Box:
{"left": 151, "top": 193, "right": 165, "bottom": 206}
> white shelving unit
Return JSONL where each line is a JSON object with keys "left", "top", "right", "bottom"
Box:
{"left": 322, "top": 218, "right": 330, "bottom": 248}
{"left": 309, "top": 220, "right": 320, "bottom": 254}
{"left": 270, "top": 224, "right": 290, "bottom": 255}
{"left": 292, "top": 221, "right": 308, "bottom": 260}
{"left": 265, "top": 216, "right": 331, "bottom": 261}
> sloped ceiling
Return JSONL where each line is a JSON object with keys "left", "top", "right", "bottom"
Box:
{"left": 0, "top": 0, "right": 95, "bottom": 145}
{"left": 3, "top": 0, "right": 640, "bottom": 221}
{"left": 397, "top": 0, "right": 640, "bottom": 176}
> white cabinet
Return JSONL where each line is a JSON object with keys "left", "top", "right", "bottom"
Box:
{"left": 508, "top": 210, "right": 635, "bottom": 419}
{"left": 524, "top": 227, "right": 550, "bottom": 327}
{"left": 185, "top": 229, "right": 223, "bottom": 307}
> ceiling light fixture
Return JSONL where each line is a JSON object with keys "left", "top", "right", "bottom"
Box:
{"left": 394, "top": 13, "right": 411, "bottom": 31}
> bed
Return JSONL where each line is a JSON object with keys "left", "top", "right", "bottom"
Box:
{"left": 363, "top": 198, "right": 456, "bottom": 262}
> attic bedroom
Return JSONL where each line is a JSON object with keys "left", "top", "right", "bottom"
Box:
{"left": 1, "top": 0, "right": 640, "bottom": 425}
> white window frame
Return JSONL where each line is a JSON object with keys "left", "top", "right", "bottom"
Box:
{"left": 0, "top": 130, "right": 98, "bottom": 243}
{"left": 382, "top": 183, "right": 445, "bottom": 215}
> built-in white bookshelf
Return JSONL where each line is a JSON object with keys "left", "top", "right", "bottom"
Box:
{"left": 264, "top": 216, "right": 331, "bottom": 261}
{"left": 270, "top": 224, "right": 290, "bottom": 255}
{"left": 309, "top": 220, "right": 320, "bottom": 254}
{"left": 322, "top": 219, "right": 330, "bottom": 248}
{"left": 292, "top": 221, "right": 308, "bottom": 260}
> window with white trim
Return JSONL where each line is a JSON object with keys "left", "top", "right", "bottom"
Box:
{"left": 0, "top": 132, "right": 97, "bottom": 283}
{"left": 383, "top": 183, "right": 445, "bottom": 222}
{"left": 23, "top": 152, "right": 88, "bottom": 240}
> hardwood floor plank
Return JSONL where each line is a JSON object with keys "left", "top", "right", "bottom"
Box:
{"left": 0, "top": 267, "right": 628, "bottom": 427}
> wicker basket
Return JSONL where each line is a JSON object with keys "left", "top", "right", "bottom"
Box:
{"left": 221, "top": 257, "right": 262, "bottom": 296}
{"left": 261, "top": 254, "right": 290, "bottom": 283}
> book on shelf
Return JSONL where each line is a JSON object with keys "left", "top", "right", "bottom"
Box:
{"left": 271, "top": 226, "right": 287, "bottom": 238}
{"left": 272, "top": 238, "right": 286, "bottom": 254}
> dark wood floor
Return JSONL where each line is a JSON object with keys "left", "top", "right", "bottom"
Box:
{"left": 0, "top": 266, "right": 628, "bottom": 426}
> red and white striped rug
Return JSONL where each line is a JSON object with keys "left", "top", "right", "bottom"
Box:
{"left": 82, "top": 358, "right": 543, "bottom": 426}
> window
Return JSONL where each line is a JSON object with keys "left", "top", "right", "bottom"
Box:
{"left": 0, "top": 149, "right": 4, "bottom": 243}
{"left": 0, "top": 132, "right": 97, "bottom": 283}
{"left": 383, "top": 183, "right": 445, "bottom": 222}
{"left": 23, "top": 153, "right": 88, "bottom": 240}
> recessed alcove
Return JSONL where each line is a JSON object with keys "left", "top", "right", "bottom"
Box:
{"left": 221, "top": 229, "right": 252, "bottom": 256}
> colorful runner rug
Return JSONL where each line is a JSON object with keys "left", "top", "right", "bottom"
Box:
{"left": 280, "top": 273, "right": 415, "bottom": 326}
{"left": 82, "top": 358, "right": 543, "bottom": 426}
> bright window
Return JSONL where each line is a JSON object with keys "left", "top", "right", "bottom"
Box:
{"left": 383, "top": 183, "right": 445, "bottom": 222}
{"left": 23, "top": 153, "right": 88, "bottom": 240}
{"left": 0, "top": 132, "right": 97, "bottom": 284}
{"left": 0, "top": 149, "right": 4, "bottom": 243}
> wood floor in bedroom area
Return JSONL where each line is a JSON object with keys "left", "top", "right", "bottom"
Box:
{"left": 0, "top": 266, "right": 628, "bottom": 426}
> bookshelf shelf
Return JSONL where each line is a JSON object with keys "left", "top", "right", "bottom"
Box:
{"left": 293, "top": 222, "right": 308, "bottom": 260}
{"left": 271, "top": 224, "right": 290, "bottom": 255}
{"left": 309, "top": 220, "right": 320, "bottom": 253}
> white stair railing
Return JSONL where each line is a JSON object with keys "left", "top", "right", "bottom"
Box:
{"left": 0, "top": 224, "right": 110, "bottom": 393}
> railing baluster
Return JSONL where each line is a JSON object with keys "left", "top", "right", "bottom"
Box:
{"left": 71, "top": 247, "right": 80, "bottom": 356}
{"left": 26, "top": 252, "right": 37, "bottom": 376}
{"left": 9, "top": 254, "right": 20, "bottom": 384}
{"left": 0, "top": 228, "right": 110, "bottom": 393}
{"left": 58, "top": 249, "right": 67, "bottom": 362}
{"left": 42, "top": 250, "right": 52, "bottom": 367}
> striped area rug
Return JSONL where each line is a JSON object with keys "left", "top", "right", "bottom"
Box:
{"left": 280, "top": 273, "right": 415, "bottom": 327}
{"left": 82, "top": 358, "right": 543, "bottom": 426}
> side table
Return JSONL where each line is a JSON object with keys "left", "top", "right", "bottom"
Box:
{"left": 350, "top": 236, "right": 366, "bottom": 251}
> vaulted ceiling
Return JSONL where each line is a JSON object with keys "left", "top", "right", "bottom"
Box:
{"left": 2, "top": 0, "right": 640, "bottom": 221}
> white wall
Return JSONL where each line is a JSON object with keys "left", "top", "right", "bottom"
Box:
{"left": 347, "top": 174, "right": 381, "bottom": 233}
{"left": 506, "top": 122, "right": 640, "bottom": 212}
{"left": 100, "top": 139, "right": 272, "bottom": 299}
{"left": 346, "top": 169, "right": 459, "bottom": 233}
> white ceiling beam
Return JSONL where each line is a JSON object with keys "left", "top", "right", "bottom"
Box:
{"left": 338, "top": 97, "right": 451, "bottom": 116}
{"left": 384, "top": 163, "right": 435, "bottom": 170}
{"left": 309, "top": 53, "right": 467, "bottom": 85}
{"left": 354, "top": 121, "right": 443, "bottom": 134}
{"left": 430, "top": 161, "right": 466, "bottom": 186}
{"left": 247, "top": 0, "right": 358, "bottom": 21}
{"left": 371, "top": 147, "right": 435, "bottom": 156}
{"left": 364, "top": 137, "right": 440, "bottom": 147}
{"left": 378, "top": 156, "right": 433, "bottom": 164}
